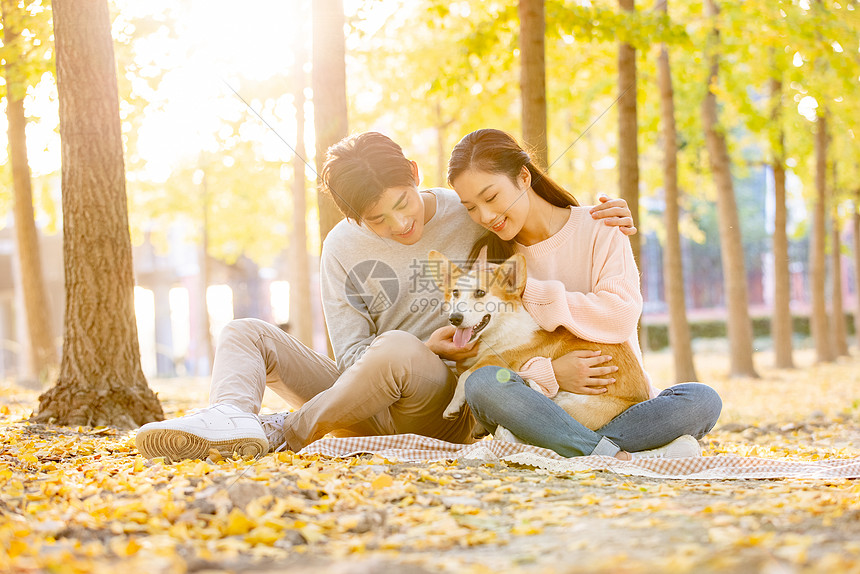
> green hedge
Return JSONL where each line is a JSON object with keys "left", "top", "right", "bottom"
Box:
{"left": 643, "top": 313, "right": 856, "bottom": 351}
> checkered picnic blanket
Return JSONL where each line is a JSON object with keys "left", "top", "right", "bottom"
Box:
{"left": 298, "top": 433, "right": 860, "bottom": 479}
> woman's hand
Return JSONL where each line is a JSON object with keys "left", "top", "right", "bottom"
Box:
{"left": 590, "top": 194, "right": 637, "bottom": 236}
{"left": 425, "top": 326, "right": 479, "bottom": 362}
{"left": 551, "top": 349, "right": 618, "bottom": 395}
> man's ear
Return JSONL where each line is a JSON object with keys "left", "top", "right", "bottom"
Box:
{"left": 410, "top": 160, "right": 420, "bottom": 185}
{"left": 427, "top": 250, "right": 461, "bottom": 291}
{"left": 496, "top": 253, "right": 528, "bottom": 296}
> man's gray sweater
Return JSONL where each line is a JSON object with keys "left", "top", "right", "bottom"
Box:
{"left": 320, "top": 188, "right": 485, "bottom": 372}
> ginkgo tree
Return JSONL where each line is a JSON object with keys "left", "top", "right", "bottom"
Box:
{"left": 0, "top": 0, "right": 57, "bottom": 381}
{"left": 114, "top": 5, "right": 297, "bottom": 269}
{"left": 349, "top": 0, "right": 520, "bottom": 187}
{"left": 655, "top": 0, "right": 698, "bottom": 383}
{"left": 775, "top": 0, "right": 860, "bottom": 362}
{"left": 35, "top": 0, "right": 163, "bottom": 428}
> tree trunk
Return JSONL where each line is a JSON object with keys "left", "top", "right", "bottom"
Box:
{"left": 518, "top": 0, "right": 547, "bottom": 171}
{"left": 435, "top": 101, "right": 453, "bottom": 188}
{"left": 769, "top": 77, "right": 794, "bottom": 369}
{"left": 830, "top": 174, "right": 848, "bottom": 357}
{"left": 312, "top": 0, "right": 348, "bottom": 243}
{"left": 196, "top": 169, "right": 213, "bottom": 374}
{"left": 10, "top": 228, "right": 33, "bottom": 379}
{"left": 34, "top": 0, "right": 163, "bottom": 429}
{"left": 701, "top": 0, "right": 758, "bottom": 378}
{"left": 618, "top": 0, "right": 641, "bottom": 265}
{"left": 656, "top": 0, "right": 697, "bottom": 384}
{"left": 312, "top": 0, "right": 348, "bottom": 358}
{"left": 2, "top": 0, "right": 58, "bottom": 382}
{"left": 290, "top": 17, "right": 314, "bottom": 347}
{"left": 436, "top": 104, "right": 446, "bottom": 188}
{"left": 810, "top": 114, "right": 834, "bottom": 363}
{"left": 854, "top": 188, "right": 860, "bottom": 349}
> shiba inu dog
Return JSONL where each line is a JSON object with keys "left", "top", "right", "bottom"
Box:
{"left": 427, "top": 248, "right": 651, "bottom": 435}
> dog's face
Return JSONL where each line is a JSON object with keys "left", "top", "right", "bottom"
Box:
{"left": 427, "top": 247, "right": 527, "bottom": 348}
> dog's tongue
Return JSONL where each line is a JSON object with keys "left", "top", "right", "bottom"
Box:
{"left": 453, "top": 327, "right": 474, "bottom": 348}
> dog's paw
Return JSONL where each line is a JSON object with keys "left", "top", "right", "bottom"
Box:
{"left": 442, "top": 405, "right": 460, "bottom": 419}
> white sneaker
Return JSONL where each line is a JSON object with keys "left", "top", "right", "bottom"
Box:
{"left": 135, "top": 403, "right": 268, "bottom": 462}
{"left": 492, "top": 425, "right": 523, "bottom": 445}
{"left": 630, "top": 435, "right": 701, "bottom": 460}
{"left": 259, "top": 411, "right": 292, "bottom": 453}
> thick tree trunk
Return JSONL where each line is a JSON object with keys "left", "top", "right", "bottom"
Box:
{"left": 2, "top": 0, "right": 58, "bottom": 382}
{"left": 769, "top": 78, "right": 794, "bottom": 369}
{"left": 34, "top": 0, "right": 163, "bottom": 429}
{"left": 312, "top": 0, "right": 348, "bottom": 358}
{"left": 312, "top": 0, "right": 348, "bottom": 242}
{"left": 831, "top": 193, "right": 848, "bottom": 357}
{"left": 701, "top": 0, "right": 758, "bottom": 378}
{"left": 518, "top": 0, "right": 548, "bottom": 171}
{"left": 290, "top": 23, "right": 314, "bottom": 347}
{"left": 810, "top": 114, "right": 834, "bottom": 363}
{"left": 618, "top": 0, "right": 640, "bottom": 265}
{"left": 656, "top": 1, "right": 697, "bottom": 384}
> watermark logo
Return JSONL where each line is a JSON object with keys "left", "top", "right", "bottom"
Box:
{"left": 439, "top": 300, "right": 516, "bottom": 314}
{"left": 345, "top": 260, "right": 400, "bottom": 313}
{"left": 344, "top": 257, "right": 520, "bottom": 316}
{"left": 408, "top": 258, "right": 520, "bottom": 293}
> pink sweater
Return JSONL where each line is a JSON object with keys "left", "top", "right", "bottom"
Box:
{"left": 515, "top": 207, "right": 660, "bottom": 399}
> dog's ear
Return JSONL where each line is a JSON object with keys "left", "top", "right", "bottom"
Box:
{"left": 496, "top": 253, "right": 528, "bottom": 296}
{"left": 473, "top": 245, "right": 489, "bottom": 271}
{"left": 427, "top": 250, "right": 461, "bottom": 291}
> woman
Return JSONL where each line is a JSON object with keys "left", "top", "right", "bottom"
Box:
{"left": 447, "top": 128, "right": 721, "bottom": 460}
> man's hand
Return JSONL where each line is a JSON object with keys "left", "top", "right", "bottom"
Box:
{"left": 425, "top": 326, "right": 479, "bottom": 362}
{"left": 551, "top": 349, "right": 618, "bottom": 395}
{"left": 590, "top": 194, "right": 637, "bottom": 236}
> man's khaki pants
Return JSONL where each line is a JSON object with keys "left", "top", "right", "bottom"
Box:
{"left": 209, "top": 319, "right": 475, "bottom": 450}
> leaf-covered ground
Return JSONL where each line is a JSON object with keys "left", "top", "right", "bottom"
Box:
{"left": 2, "top": 348, "right": 859, "bottom": 574}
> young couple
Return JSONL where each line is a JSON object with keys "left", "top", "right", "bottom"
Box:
{"left": 136, "top": 129, "right": 721, "bottom": 462}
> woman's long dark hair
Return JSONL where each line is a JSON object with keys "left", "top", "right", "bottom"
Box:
{"left": 447, "top": 128, "right": 579, "bottom": 265}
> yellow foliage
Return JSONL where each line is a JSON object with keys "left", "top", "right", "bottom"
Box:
{"left": 0, "top": 353, "right": 859, "bottom": 572}
{"left": 244, "top": 526, "right": 281, "bottom": 546}
{"left": 225, "top": 508, "right": 257, "bottom": 536}
{"left": 370, "top": 473, "right": 394, "bottom": 489}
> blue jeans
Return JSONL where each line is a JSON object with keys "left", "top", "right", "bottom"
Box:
{"left": 464, "top": 366, "right": 722, "bottom": 457}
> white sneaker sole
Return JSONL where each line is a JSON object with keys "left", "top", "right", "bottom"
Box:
{"left": 631, "top": 434, "right": 701, "bottom": 460}
{"left": 136, "top": 428, "right": 268, "bottom": 463}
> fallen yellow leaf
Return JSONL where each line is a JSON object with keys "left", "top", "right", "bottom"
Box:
{"left": 225, "top": 508, "right": 256, "bottom": 536}
{"left": 371, "top": 473, "right": 393, "bottom": 489}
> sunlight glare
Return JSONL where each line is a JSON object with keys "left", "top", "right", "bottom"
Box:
{"left": 270, "top": 280, "right": 291, "bottom": 326}
{"left": 169, "top": 287, "right": 190, "bottom": 361}
{"left": 206, "top": 284, "right": 234, "bottom": 341}
{"left": 797, "top": 96, "right": 818, "bottom": 122}
{"left": 128, "top": 0, "right": 306, "bottom": 183}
